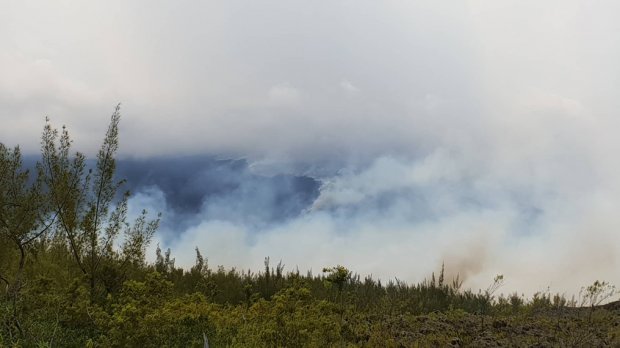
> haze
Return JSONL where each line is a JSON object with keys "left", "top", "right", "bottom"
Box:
{"left": 2, "top": 1, "right": 620, "bottom": 295}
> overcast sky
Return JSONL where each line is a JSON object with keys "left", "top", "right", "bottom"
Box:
{"left": 3, "top": 1, "right": 620, "bottom": 294}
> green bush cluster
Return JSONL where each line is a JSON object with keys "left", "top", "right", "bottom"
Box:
{"left": 2, "top": 242, "right": 617, "bottom": 347}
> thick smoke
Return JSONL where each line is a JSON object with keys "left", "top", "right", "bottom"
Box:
{"left": 4, "top": 1, "right": 620, "bottom": 296}
{"left": 128, "top": 144, "right": 620, "bottom": 296}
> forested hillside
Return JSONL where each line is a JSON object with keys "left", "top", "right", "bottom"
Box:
{"left": 1, "top": 111, "right": 619, "bottom": 347}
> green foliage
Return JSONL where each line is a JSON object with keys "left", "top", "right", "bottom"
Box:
{"left": 322, "top": 265, "right": 351, "bottom": 292}
{"left": 0, "top": 139, "right": 52, "bottom": 341}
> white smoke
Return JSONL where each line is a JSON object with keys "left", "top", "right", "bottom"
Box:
{"left": 137, "top": 143, "right": 620, "bottom": 296}
{"left": 4, "top": 0, "right": 620, "bottom": 296}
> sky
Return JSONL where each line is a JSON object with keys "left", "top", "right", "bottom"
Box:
{"left": 2, "top": 1, "right": 620, "bottom": 295}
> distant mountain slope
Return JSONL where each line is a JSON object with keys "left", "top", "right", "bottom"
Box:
{"left": 23, "top": 154, "right": 321, "bottom": 227}
{"left": 116, "top": 156, "right": 321, "bottom": 225}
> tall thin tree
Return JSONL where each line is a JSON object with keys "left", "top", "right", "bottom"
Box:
{"left": 41, "top": 105, "right": 160, "bottom": 302}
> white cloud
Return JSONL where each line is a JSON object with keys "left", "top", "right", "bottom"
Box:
{"left": 268, "top": 83, "right": 301, "bottom": 106}
{"left": 340, "top": 79, "right": 359, "bottom": 95}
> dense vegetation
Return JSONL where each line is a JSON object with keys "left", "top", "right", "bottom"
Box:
{"left": 1, "top": 108, "right": 619, "bottom": 347}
